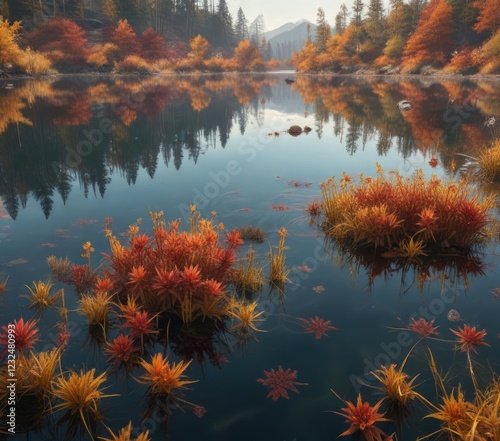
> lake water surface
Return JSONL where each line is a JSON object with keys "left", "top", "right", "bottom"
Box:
{"left": 1, "top": 73, "right": 500, "bottom": 440}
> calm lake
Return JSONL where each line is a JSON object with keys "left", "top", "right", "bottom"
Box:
{"left": 1, "top": 73, "right": 500, "bottom": 440}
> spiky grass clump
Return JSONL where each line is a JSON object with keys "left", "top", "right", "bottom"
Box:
{"left": 320, "top": 164, "right": 496, "bottom": 253}
{"left": 476, "top": 140, "right": 500, "bottom": 183}
{"left": 99, "top": 420, "right": 151, "bottom": 441}
{"left": 24, "top": 280, "right": 58, "bottom": 311}
{"left": 371, "top": 364, "right": 424, "bottom": 421}
{"left": 79, "top": 291, "right": 113, "bottom": 328}
{"left": 424, "top": 385, "right": 474, "bottom": 441}
{"left": 229, "top": 245, "right": 264, "bottom": 294}
{"left": 269, "top": 228, "right": 290, "bottom": 289}
{"left": 52, "top": 368, "right": 116, "bottom": 438}
{"left": 228, "top": 299, "right": 266, "bottom": 338}
{"left": 136, "top": 353, "right": 196, "bottom": 400}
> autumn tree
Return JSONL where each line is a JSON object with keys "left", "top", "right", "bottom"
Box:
{"left": 26, "top": 18, "right": 89, "bottom": 68}
{"left": 402, "top": 0, "right": 456, "bottom": 71}
{"left": 190, "top": 34, "right": 210, "bottom": 59}
{"left": 0, "top": 17, "right": 24, "bottom": 67}
{"left": 447, "top": 0, "right": 479, "bottom": 42}
{"left": 291, "top": 40, "right": 319, "bottom": 71}
{"left": 233, "top": 39, "right": 265, "bottom": 71}
{"left": 140, "top": 28, "right": 167, "bottom": 60}
{"left": 378, "top": 0, "right": 413, "bottom": 63}
{"left": 111, "top": 19, "right": 140, "bottom": 58}
{"left": 474, "top": 0, "right": 500, "bottom": 35}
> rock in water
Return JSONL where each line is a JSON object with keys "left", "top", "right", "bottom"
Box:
{"left": 447, "top": 308, "right": 461, "bottom": 322}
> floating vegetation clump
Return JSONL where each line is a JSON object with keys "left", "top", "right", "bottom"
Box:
{"left": 235, "top": 226, "right": 266, "bottom": 243}
{"left": 320, "top": 164, "right": 495, "bottom": 252}
{"left": 316, "top": 164, "right": 497, "bottom": 289}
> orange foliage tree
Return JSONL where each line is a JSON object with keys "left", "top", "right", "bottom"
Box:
{"left": 473, "top": 0, "right": 500, "bottom": 34}
{"left": 111, "top": 19, "right": 140, "bottom": 60}
{"left": 25, "top": 18, "right": 88, "bottom": 68}
{"left": 291, "top": 41, "right": 319, "bottom": 71}
{"left": 401, "top": 0, "right": 455, "bottom": 72}
{"left": 233, "top": 40, "right": 265, "bottom": 71}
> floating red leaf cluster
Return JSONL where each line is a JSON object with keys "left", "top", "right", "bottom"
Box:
{"left": 451, "top": 324, "right": 489, "bottom": 354}
{"left": 299, "top": 316, "right": 337, "bottom": 340}
{"left": 408, "top": 317, "right": 439, "bottom": 337}
{"left": 257, "top": 365, "right": 307, "bottom": 401}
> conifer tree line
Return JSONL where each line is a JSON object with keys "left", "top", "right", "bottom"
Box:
{"left": 294, "top": 0, "right": 500, "bottom": 74}
{"left": 2, "top": 0, "right": 263, "bottom": 53}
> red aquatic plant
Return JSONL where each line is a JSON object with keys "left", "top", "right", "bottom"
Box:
{"left": 124, "top": 311, "right": 157, "bottom": 342}
{"left": 408, "top": 317, "right": 439, "bottom": 337}
{"left": 105, "top": 334, "right": 139, "bottom": 365}
{"left": 335, "top": 394, "right": 389, "bottom": 441}
{"left": 306, "top": 201, "right": 321, "bottom": 216}
{"left": 299, "top": 316, "right": 337, "bottom": 340}
{"left": 203, "top": 279, "right": 224, "bottom": 297}
{"left": 94, "top": 276, "right": 115, "bottom": 294}
{"left": 225, "top": 229, "right": 244, "bottom": 248}
{"left": 70, "top": 264, "right": 95, "bottom": 293}
{"left": 257, "top": 365, "right": 307, "bottom": 401}
{"left": 0, "top": 318, "right": 39, "bottom": 354}
{"left": 128, "top": 265, "right": 149, "bottom": 290}
{"left": 451, "top": 324, "right": 489, "bottom": 354}
{"left": 56, "top": 322, "right": 70, "bottom": 348}
{"left": 180, "top": 265, "right": 202, "bottom": 292}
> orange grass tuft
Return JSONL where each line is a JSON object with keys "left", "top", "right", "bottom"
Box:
{"left": 136, "top": 353, "right": 197, "bottom": 398}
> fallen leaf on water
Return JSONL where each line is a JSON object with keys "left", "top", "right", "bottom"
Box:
{"left": 297, "top": 265, "right": 312, "bottom": 273}
{"left": 312, "top": 285, "right": 325, "bottom": 293}
{"left": 7, "top": 258, "right": 29, "bottom": 266}
{"left": 40, "top": 243, "right": 57, "bottom": 248}
{"left": 73, "top": 219, "right": 98, "bottom": 226}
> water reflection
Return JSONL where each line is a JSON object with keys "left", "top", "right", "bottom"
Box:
{"left": 0, "top": 74, "right": 499, "bottom": 219}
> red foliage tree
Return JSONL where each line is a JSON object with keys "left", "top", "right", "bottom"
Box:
{"left": 25, "top": 18, "right": 88, "bottom": 67}
{"left": 401, "top": 0, "right": 455, "bottom": 71}
{"left": 474, "top": 0, "right": 500, "bottom": 34}
{"left": 140, "top": 28, "right": 167, "bottom": 61}
{"left": 111, "top": 19, "right": 139, "bottom": 58}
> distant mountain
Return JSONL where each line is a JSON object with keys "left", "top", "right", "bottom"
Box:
{"left": 265, "top": 20, "right": 316, "bottom": 61}
{"left": 264, "top": 22, "right": 297, "bottom": 41}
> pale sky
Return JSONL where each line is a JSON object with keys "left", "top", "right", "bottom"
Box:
{"left": 227, "top": 0, "right": 344, "bottom": 31}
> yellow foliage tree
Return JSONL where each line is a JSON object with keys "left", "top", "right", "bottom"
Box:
{"left": 0, "top": 17, "right": 24, "bottom": 67}
{"left": 190, "top": 35, "right": 209, "bottom": 59}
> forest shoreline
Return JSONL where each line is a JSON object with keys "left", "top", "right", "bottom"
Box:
{"left": 1, "top": 70, "right": 500, "bottom": 83}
